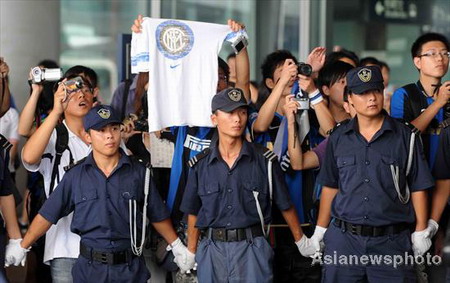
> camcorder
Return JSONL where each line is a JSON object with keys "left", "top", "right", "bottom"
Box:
{"left": 297, "top": 62, "right": 312, "bottom": 77}
{"left": 31, "top": 67, "right": 62, "bottom": 84}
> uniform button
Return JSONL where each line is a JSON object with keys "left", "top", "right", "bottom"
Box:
{"left": 366, "top": 144, "right": 370, "bottom": 147}
{"left": 364, "top": 215, "right": 368, "bottom": 219}
{"left": 364, "top": 178, "right": 370, "bottom": 183}
{"left": 365, "top": 161, "right": 370, "bottom": 165}
{"left": 82, "top": 196, "right": 86, "bottom": 201}
{"left": 227, "top": 205, "right": 232, "bottom": 209}
{"left": 207, "top": 190, "right": 211, "bottom": 194}
{"left": 342, "top": 161, "right": 346, "bottom": 165}
{"left": 364, "top": 197, "right": 369, "bottom": 201}
{"left": 228, "top": 171, "right": 233, "bottom": 175}
{"left": 226, "top": 222, "right": 231, "bottom": 226}
{"left": 110, "top": 240, "right": 115, "bottom": 245}
{"left": 227, "top": 188, "right": 233, "bottom": 193}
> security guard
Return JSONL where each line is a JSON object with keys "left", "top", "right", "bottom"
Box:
{"left": 180, "top": 88, "right": 314, "bottom": 283}
{"left": 5, "top": 105, "right": 190, "bottom": 282}
{"left": 311, "top": 66, "right": 435, "bottom": 282}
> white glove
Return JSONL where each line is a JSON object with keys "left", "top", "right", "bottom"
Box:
{"left": 168, "top": 238, "right": 196, "bottom": 273}
{"left": 425, "top": 219, "right": 439, "bottom": 238}
{"left": 295, "top": 235, "right": 317, "bottom": 257}
{"left": 411, "top": 230, "right": 432, "bottom": 256}
{"left": 310, "top": 226, "right": 327, "bottom": 255}
{"left": 5, "top": 239, "right": 29, "bottom": 267}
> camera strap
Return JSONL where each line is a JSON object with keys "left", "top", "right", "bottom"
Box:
{"left": 295, "top": 110, "right": 310, "bottom": 146}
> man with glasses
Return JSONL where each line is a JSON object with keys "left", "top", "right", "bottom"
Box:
{"left": 391, "top": 33, "right": 450, "bottom": 170}
{"left": 20, "top": 66, "right": 98, "bottom": 283}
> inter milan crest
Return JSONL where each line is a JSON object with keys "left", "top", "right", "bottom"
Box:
{"left": 156, "top": 20, "right": 194, "bottom": 60}
{"left": 97, "top": 108, "right": 111, "bottom": 119}
{"left": 228, "top": 89, "right": 242, "bottom": 102}
{"left": 358, "top": 68, "right": 372, "bottom": 83}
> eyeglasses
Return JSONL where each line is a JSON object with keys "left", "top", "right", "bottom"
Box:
{"left": 418, "top": 51, "right": 450, "bottom": 59}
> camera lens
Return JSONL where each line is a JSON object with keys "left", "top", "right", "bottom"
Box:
{"left": 297, "top": 63, "right": 312, "bottom": 77}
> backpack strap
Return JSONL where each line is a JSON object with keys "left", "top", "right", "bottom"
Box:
{"left": 49, "top": 124, "right": 70, "bottom": 195}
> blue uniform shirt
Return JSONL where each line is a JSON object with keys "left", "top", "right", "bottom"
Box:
{"left": 39, "top": 150, "right": 170, "bottom": 251}
{"left": 434, "top": 126, "right": 450, "bottom": 180}
{"left": 180, "top": 141, "right": 292, "bottom": 229}
{"left": 317, "top": 114, "right": 434, "bottom": 226}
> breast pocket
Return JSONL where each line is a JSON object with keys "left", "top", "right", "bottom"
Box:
{"left": 73, "top": 189, "right": 99, "bottom": 229}
{"left": 243, "top": 183, "right": 267, "bottom": 220}
{"left": 120, "top": 186, "right": 144, "bottom": 227}
{"left": 198, "top": 184, "right": 221, "bottom": 220}
{"left": 336, "top": 155, "right": 356, "bottom": 187}
{"left": 380, "top": 155, "right": 402, "bottom": 201}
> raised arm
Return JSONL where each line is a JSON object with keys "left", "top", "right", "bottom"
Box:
{"left": 18, "top": 69, "right": 45, "bottom": 137}
{"left": 0, "top": 58, "right": 11, "bottom": 117}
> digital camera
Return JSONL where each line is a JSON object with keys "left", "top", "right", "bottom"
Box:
{"left": 297, "top": 62, "right": 312, "bottom": 77}
{"left": 294, "top": 97, "right": 310, "bottom": 110}
{"left": 31, "top": 67, "right": 62, "bottom": 84}
{"left": 63, "top": 77, "right": 84, "bottom": 94}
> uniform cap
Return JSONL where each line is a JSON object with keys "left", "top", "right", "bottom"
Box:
{"left": 83, "top": 105, "right": 122, "bottom": 131}
{"left": 211, "top": 88, "right": 248, "bottom": 113}
{"left": 346, "top": 66, "right": 384, "bottom": 94}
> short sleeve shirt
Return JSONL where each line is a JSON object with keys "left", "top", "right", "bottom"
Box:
{"left": 39, "top": 150, "right": 170, "bottom": 251}
{"left": 180, "top": 141, "right": 292, "bottom": 229}
{"left": 317, "top": 114, "right": 434, "bottom": 226}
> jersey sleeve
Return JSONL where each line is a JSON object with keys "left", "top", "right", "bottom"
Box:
{"left": 390, "top": 87, "right": 406, "bottom": 119}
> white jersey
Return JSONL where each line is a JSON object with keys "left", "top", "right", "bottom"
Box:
{"left": 22, "top": 121, "right": 91, "bottom": 264}
{"left": 131, "top": 18, "right": 231, "bottom": 131}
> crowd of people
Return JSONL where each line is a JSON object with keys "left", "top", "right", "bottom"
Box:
{"left": 0, "top": 15, "right": 448, "bottom": 283}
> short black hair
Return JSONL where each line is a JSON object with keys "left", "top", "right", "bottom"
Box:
{"left": 64, "top": 65, "right": 98, "bottom": 88}
{"left": 411, "top": 33, "right": 450, "bottom": 58}
{"left": 261, "top": 50, "right": 298, "bottom": 87}
{"left": 343, "top": 86, "right": 350, "bottom": 102}
{"left": 360, "top": 57, "right": 382, "bottom": 68}
{"left": 38, "top": 59, "right": 59, "bottom": 69}
{"left": 325, "top": 49, "right": 359, "bottom": 66}
{"left": 318, "top": 61, "right": 354, "bottom": 91}
{"left": 218, "top": 57, "right": 230, "bottom": 79}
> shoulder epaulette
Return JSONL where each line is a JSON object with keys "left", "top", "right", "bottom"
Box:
{"left": 440, "top": 118, "right": 450, "bottom": 129}
{"left": 403, "top": 121, "right": 421, "bottom": 135}
{"left": 64, "top": 157, "right": 87, "bottom": 172}
{"left": 130, "top": 155, "right": 152, "bottom": 169}
{"left": 327, "top": 119, "right": 350, "bottom": 135}
{"left": 187, "top": 148, "right": 211, "bottom": 168}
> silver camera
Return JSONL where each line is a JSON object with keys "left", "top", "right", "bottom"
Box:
{"left": 31, "top": 67, "right": 62, "bottom": 84}
{"left": 294, "top": 97, "right": 310, "bottom": 110}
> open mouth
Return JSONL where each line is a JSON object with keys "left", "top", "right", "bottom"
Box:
{"left": 79, "top": 101, "right": 87, "bottom": 107}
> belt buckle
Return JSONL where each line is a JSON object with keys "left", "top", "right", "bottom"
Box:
{"left": 227, "top": 229, "right": 237, "bottom": 242}
{"left": 350, "top": 224, "right": 358, "bottom": 235}
{"left": 216, "top": 229, "right": 225, "bottom": 241}
{"left": 100, "top": 253, "right": 109, "bottom": 264}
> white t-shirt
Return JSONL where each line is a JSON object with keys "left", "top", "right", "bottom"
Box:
{"left": 131, "top": 17, "right": 231, "bottom": 131}
{"left": 22, "top": 121, "right": 91, "bottom": 264}
{"left": 0, "top": 108, "right": 20, "bottom": 172}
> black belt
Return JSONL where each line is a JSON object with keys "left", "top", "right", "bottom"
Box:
{"left": 80, "top": 243, "right": 135, "bottom": 265}
{"left": 334, "top": 219, "right": 412, "bottom": 237}
{"left": 202, "top": 225, "right": 264, "bottom": 242}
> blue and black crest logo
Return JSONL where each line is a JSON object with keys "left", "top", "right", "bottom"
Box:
{"left": 156, "top": 20, "right": 194, "bottom": 60}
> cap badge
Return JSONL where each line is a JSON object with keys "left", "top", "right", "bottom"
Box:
{"left": 228, "top": 89, "right": 242, "bottom": 102}
{"left": 358, "top": 68, "right": 372, "bottom": 83}
{"left": 97, "top": 108, "right": 111, "bottom": 119}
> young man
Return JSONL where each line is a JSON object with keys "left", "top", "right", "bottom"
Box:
{"left": 391, "top": 33, "right": 450, "bottom": 169}
{"left": 180, "top": 88, "right": 315, "bottom": 282}
{"left": 250, "top": 49, "right": 334, "bottom": 282}
{"left": 7, "top": 105, "right": 189, "bottom": 282}
{"left": 317, "top": 60, "right": 354, "bottom": 123}
{"left": 21, "top": 66, "right": 98, "bottom": 282}
{"left": 313, "top": 66, "right": 434, "bottom": 282}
